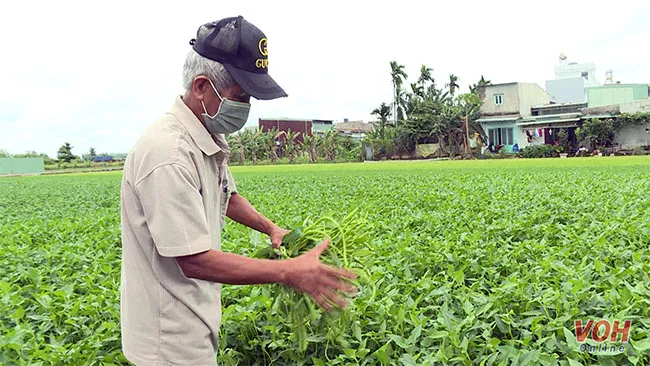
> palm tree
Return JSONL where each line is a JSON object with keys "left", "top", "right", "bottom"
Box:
{"left": 410, "top": 83, "right": 424, "bottom": 99}
{"left": 446, "top": 74, "right": 460, "bottom": 96}
{"left": 469, "top": 75, "right": 492, "bottom": 97}
{"left": 418, "top": 65, "right": 434, "bottom": 93}
{"left": 395, "top": 88, "right": 408, "bottom": 121}
{"left": 390, "top": 61, "right": 408, "bottom": 124}
{"left": 371, "top": 102, "right": 392, "bottom": 139}
{"left": 478, "top": 75, "right": 491, "bottom": 87}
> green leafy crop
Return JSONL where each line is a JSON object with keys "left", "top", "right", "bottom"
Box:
{"left": 1, "top": 157, "right": 649, "bottom": 365}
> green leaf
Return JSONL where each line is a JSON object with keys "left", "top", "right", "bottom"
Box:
{"left": 409, "top": 325, "right": 422, "bottom": 344}
{"left": 538, "top": 353, "right": 558, "bottom": 366}
{"left": 429, "top": 331, "right": 449, "bottom": 339}
{"left": 463, "top": 300, "right": 474, "bottom": 315}
{"left": 389, "top": 334, "right": 411, "bottom": 350}
{"left": 282, "top": 226, "right": 303, "bottom": 246}
{"left": 399, "top": 353, "right": 418, "bottom": 366}
{"left": 11, "top": 306, "right": 25, "bottom": 320}
{"left": 374, "top": 345, "right": 391, "bottom": 365}
{"left": 518, "top": 350, "right": 540, "bottom": 365}
{"left": 633, "top": 338, "right": 650, "bottom": 352}
{"left": 460, "top": 337, "right": 468, "bottom": 353}
{"left": 344, "top": 348, "right": 356, "bottom": 357}
{"left": 353, "top": 321, "right": 362, "bottom": 342}
{"left": 564, "top": 327, "right": 580, "bottom": 351}
{"left": 567, "top": 358, "right": 583, "bottom": 366}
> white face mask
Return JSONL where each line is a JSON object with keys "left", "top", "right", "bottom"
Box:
{"left": 200, "top": 79, "right": 251, "bottom": 135}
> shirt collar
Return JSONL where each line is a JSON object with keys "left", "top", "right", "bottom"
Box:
{"left": 171, "top": 95, "right": 223, "bottom": 156}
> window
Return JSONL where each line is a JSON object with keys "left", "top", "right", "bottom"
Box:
{"left": 581, "top": 71, "right": 588, "bottom": 80}
{"left": 494, "top": 94, "right": 504, "bottom": 105}
{"left": 488, "top": 128, "right": 514, "bottom": 145}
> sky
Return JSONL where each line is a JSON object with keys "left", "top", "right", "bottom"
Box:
{"left": 1, "top": 0, "right": 649, "bottom": 158}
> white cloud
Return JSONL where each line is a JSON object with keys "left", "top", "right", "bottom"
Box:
{"left": 1, "top": 0, "right": 648, "bottom": 157}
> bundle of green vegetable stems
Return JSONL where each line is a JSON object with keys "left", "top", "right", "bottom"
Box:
{"left": 252, "top": 208, "right": 370, "bottom": 353}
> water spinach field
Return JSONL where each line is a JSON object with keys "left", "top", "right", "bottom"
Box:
{"left": 1, "top": 157, "right": 649, "bottom": 365}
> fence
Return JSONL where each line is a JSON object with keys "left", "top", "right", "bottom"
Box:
{"left": 0, "top": 158, "right": 45, "bottom": 175}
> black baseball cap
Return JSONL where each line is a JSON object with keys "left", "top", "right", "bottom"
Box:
{"left": 189, "top": 16, "right": 288, "bottom": 100}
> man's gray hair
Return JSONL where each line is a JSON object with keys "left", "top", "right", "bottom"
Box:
{"left": 182, "top": 49, "right": 235, "bottom": 92}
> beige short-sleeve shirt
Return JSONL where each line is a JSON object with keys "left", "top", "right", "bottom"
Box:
{"left": 120, "top": 96, "right": 237, "bottom": 365}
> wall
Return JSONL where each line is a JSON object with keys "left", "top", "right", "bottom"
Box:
{"left": 615, "top": 124, "right": 650, "bottom": 149}
{"left": 633, "top": 85, "right": 650, "bottom": 100}
{"left": 588, "top": 85, "right": 649, "bottom": 108}
{"left": 517, "top": 83, "right": 551, "bottom": 117}
{"left": 620, "top": 100, "right": 650, "bottom": 114}
{"left": 336, "top": 131, "right": 366, "bottom": 141}
{"left": 479, "top": 83, "right": 520, "bottom": 116}
{"left": 0, "top": 159, "right": 10, "bottom": 174}
{"left": 312, "top": 121, "right": 333, "bottom": 134}
{"left": 519, "top": 127, "right": 546, "bottom": 148}
{"left": 589, "top": 87, "right": 634, "bottom": 107}
{"left": 513, "top": 127, "right": 529, "bottom": 149}
{"left": 545, "top": 78, "right": 586, "bottom": 103}
{"left": 0, "top": 158, "right": 45, "bottom": 175}
{"left": 258, "top": 119, "right": 312, "bottom": 143}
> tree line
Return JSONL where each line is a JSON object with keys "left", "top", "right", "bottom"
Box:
{"left": 0, "top": 143, "right": 126, "bottom": 165}
{"left": 226, "top": 128, "right": 361, "bottom": 165}
{"left": 226, "top": 62, "right": 494, "bottom": 164}
{"left": 366, "top": 62, "right": 492, "bottom": 158}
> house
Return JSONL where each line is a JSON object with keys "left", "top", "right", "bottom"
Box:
{"left": 478, "top": 81, "right": 649, "bottom": 153}
{"left": 545, "top": 55, "right": 601, "bottom": 104}
{"left": 519, "top": 102, "right": 586, "bottom": 145}
{"left": 91, "top": 156, "right": 114, "bottom": 163}
{"left": 553, "top": 56, "right": 600, "bottom": 87}
{"left": 475, "top": 56, "right": 650, "bottom": 153}
{"left": 312, "top": 120, "right": 334, "bottom": 136}
{"left": 476, "top": 82, "right": 550, "bottom": 152}
{"left": 546, "top": 78, "right": 589, "bottom": 104}
{"left": 333, "top": 120, "right": 375, "bottom": 140}
{"left": 581, "top": 100, "right": 650, "bottom": 151}
{"left": 577, "top": 83, "right": 650, "bottom": 150}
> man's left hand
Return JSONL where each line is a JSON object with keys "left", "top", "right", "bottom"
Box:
{"left": 269, "top": 227, "right": 291, "bottom": 249}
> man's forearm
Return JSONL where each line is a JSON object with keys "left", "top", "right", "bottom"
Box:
{"left": 177, "top": 249, "right": 287, "bottom": 285}
{"left": 226, "top": 193, "right": 278, "bottom": 234}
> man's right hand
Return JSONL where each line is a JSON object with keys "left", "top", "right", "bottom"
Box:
{"left": 282, "top": 238, "right": 358, "bottom": 312}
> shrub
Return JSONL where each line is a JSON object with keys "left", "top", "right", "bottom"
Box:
{"left": 520, "top": 144, "right": 557, "bottom": 158}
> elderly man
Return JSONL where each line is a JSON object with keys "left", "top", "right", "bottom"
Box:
{"left": 119, "top": 16, "right": 357, "bottom": 365}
